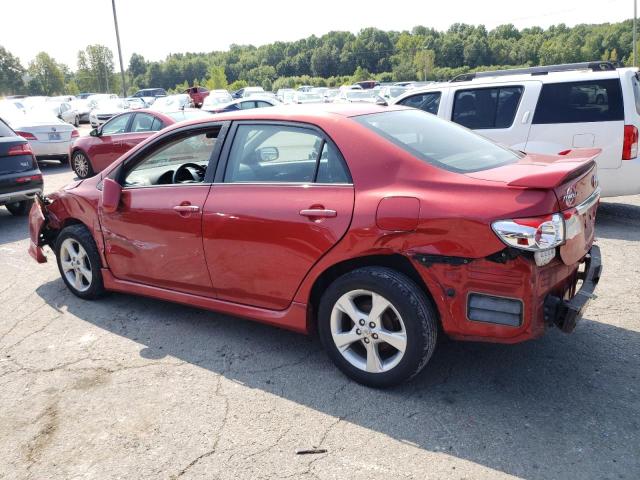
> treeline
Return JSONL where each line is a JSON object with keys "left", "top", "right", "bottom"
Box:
{"left": 0, "top": 19, "right": 637, "bottom": 96}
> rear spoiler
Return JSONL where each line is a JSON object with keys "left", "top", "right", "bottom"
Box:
{"left": 507, "top": 148, "right": 601, "bottom": 189}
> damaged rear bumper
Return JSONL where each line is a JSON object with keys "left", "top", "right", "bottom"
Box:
{"left": 543, "top": 245, "right": 602, "bottom": 333}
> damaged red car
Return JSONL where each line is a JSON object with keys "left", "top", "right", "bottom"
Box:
{"left": 29, "top": 105, "right": 602, "bottom": 387}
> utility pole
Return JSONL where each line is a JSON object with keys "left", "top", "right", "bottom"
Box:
{"left": 634, "top": 0, "right": 637, "bottom": 67}
{"left": 112, "top": 0, "right": 127, "bottom": 97}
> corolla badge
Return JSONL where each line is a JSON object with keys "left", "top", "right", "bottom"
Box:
{"left": 563, "top": 185, "right": 578, "bottom": 206}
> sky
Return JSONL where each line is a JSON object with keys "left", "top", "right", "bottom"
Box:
{"left": 0, "top": 0, "right": 634, "bottom": 71}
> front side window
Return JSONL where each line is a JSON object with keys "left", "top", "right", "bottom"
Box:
{"left": 398, "top": 92, "right": 441, "bottom": 115}
{"left": 224, "top": 124, "right": 349, "bottom": 183}
{"left": 239, "top": 101, "right": 256, "bottom": 110}
{"left": 452, "top": 86, "right": 523, "bottom": 129}
{"left": 355, "top": 109, "right": 522, "bottom": 174}
{"left": 101, "top": 114, "right": 131, "bottom": 135}
{"left": 125, "top": 130, "right": 218, "bottom": 187}
{"left": 533, "top": 79, "right": 624, "bottom": 124}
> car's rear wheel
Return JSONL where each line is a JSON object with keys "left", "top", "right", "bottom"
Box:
{"left": 72, "top": 151, "right": 93, "bottom": 179}
{"left": 55, "top": 224, "right": 105, "bottom": 300}
{"left": 5, "top": 200, "right": 33, "bottom": 216}
{"left": 318, "top": 267, "right": 438, "bottom": 388}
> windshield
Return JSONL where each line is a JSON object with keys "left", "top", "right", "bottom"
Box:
{"left": 355, "top": 109, "right": 522, "bottom": 173}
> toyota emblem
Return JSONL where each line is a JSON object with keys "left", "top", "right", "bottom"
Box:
{"left": 563, "top": 186, "right": 578, "bottom": 206}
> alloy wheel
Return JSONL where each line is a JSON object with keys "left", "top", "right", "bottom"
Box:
{"left": 330, "top": 289, "right": 407, "bottom": 373}
{"left": 60, "top": 238, "right": 92, "bottom": 292}
{"left": 73, "top": 153, "right": 89, "bottom": 178}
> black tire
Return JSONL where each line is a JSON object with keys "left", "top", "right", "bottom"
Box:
{"left": 318, "top": 267, "right": 438, "bottom": 388}
{"left": 5, "top": 200, "right": 33, "bottom": 216}
{"left": 59, "top": 155, "right": 69, "bottom": 165}
{"left": 74, "top": 115, "right": 80, "bottom": 127}
{"left": 54, "top": 224, "right": 105, "bottom": 300}
{"left": 72, "top": 151, "right": 93, "bottom": 179}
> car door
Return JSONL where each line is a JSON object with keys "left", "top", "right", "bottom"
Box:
{"left": 446, "top": 82, "right": 540, "bottom": 149}
{"left": 202, "top": 121, "right": 354, "bottom": 310}
{"left": 119, "top": 112, "right": 163, "bottom": 152}
{"left": 90, "top": 113, "right": 133, "bottom": 172}
{"left": 100, "top": 125, "right": 226, "bottom": 296}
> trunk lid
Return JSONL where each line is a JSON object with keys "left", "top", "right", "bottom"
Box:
{"left": 467, "top": 149, "right": 600, "bottom": 265}
{"left": 0, "top": 137, "right": 36, "bottom": 175}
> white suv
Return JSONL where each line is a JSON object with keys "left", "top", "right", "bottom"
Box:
{"left": 393, "top": 62, "right": 640, "bottom": 197}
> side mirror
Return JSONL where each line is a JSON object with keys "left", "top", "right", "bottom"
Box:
{"left": 90, "top": 128, "right": 100, "bottom": 137}
{"left": 258, "top": 146, "right": 279, "bottom": 162}
{"left": 101, "top": 178, "right": 122, "bottom": 213}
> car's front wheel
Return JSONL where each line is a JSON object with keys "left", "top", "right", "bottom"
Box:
{"left": 72, "top": 151, "right": 93, "bottom": 179}
{"left": 318, "top": 267, "right": 438, "bottom": 388}
{"left": 5, "top": 200, "right": 33, "bottom": 216}
{"left": 55, "top": 224, "right": 105, "bottom": 299}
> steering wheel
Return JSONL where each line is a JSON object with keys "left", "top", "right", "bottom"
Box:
{"left": 172, "top": 163, "right": 206, "bottom": 184}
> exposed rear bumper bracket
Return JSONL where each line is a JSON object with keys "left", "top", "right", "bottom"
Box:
{"left": 544, "top": 245, "right": 602, "bottom": 333}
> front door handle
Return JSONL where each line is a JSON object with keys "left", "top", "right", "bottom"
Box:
{"left": 173, "top": 205, "right": 200, "bottom": 213}
{"left": 299, "top": 208, "right": 337, "bottom": 218}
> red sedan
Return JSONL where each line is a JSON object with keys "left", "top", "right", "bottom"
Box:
{"left": 70, "top": 109, "right": 212, "bottom": 179}
{"left": 29, "top": 104, "right": 602, "bottom": 387}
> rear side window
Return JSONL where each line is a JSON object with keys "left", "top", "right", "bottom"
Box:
{"left": 452, "top": 87, "right": 523, "bottom": 129}
{"left": 631, "top": 74, "right": 640, "bottom": 115}
{"left": 151, "top": 117, "right": 164, "bottom": 131}
{"left": 355, "top": 109, "right": 522, "bottom": 174}
{"left": 397, "top": 92, "right": 441, "bottom": 114}
{"left": 533, "top": 79, "right": 624, "bottom": 124}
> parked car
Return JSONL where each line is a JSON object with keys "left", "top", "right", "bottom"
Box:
{"left": 131, "top": 88, "right": 167, "bottom": 105}
{"left": 69, "top": 99, "right": 92, "bottom": 123}
{"left": 203, "top": 97, "right": 278, "bottom": 113}
{"left": 70, "top": 109, "right": 212, "bottom": 179}
{"left": 297, "top": 85, "right": 314, "bottom": 92}
{"left": 89, "top": 99, "right": 129, "bottom": 128}
{"left": 355, "top": 80, "right": 380, "bottom": 90}
{"left": 276, "top": 88, "right": 296, "bottom": 103}
{"left": 148, "top": 94, "right": 193, "bottom": 112}
{"left": 33, "top": 101, "right": 79, "bottom": 126}
{"left": 201, "top": 91, "right": 233, "bottom": 111}
{"left": 125, "top": 97, "right": 147, "bottom": 109}
{"left": 232, "top": 86, "right": 264, "bottom": 99}
{"left": 1, "top": 103, "right": 77, "bottom": 165}
{"left": 184, "top": 86, "right": 209, "bottom": 107}
{"left": 47, "top": 95, "right": 76, "bottom": 103}
{"left": 77, "top": 93, "right": 98, "bottom": 100}
{"left": 333, "top": 89, "right": 380, "bottom": 104}
{"left": 292, "top": 92, "right": 324, "bottom": 104}
{"left": 379, "top": 85, "right": 408, "bottom": 102}
{"left": 393, "top": 61, "right": 640, "bottom": 197}
{"left": 29, "top": 104, "right": 601, "bottom": 387}
{"left": 0, "top": 117, "right": 43, "bottom": 216}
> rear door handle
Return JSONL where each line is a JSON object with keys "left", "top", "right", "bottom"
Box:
{"left": 173, "top": 205, "right": 200, "bottom": 213}
{"left": 299, "top": 208, "right": 337, "bottom": 218}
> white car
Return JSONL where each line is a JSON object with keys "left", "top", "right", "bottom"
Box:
{"left": 0, "top": 103, "right": 77, "bottom": 164}
{"left": 292, "top": 92, "right": 324, "bottom": 104}
{"left": 89, "top": 99, "right": 129, "bottom": 128}
{"left": 69, "top": 99, "right": 92, "bottom": 123}
{"left": 201, "top": 91, "right": 233, "bottom": 111}
{"left": 32, "top": 101, "right": 80, "bottom": 126}
{"left": 333, "top": 89, "right": 379, "bottom": 104}
{"left": 393, "top": 61, "right": 640, "bottom": 198}
{"left": 148, "top": 94, "right": 193, "bottom": 112}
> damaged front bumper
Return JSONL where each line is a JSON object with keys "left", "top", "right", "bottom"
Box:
{"left": 543, "top": 245, "right": 602, "bottom": 333}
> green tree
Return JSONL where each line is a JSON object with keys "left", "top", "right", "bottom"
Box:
{"left": 77, "top": 45, "right": 115, "bottom": 92}
{"left": 0, "top": 46, "right": 25, "bottom": 95}
{"left": 205, "top": 65, "right": 228, "bottom": 90}
{"left": 27, "top": 52, "right": 65, "bottom": 95}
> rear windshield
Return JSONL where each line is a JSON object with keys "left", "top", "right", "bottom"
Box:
{"left": 533, "top": 79, "right": 624, "bottom": 124}
{"left": 355, "top": 109, "right": 522, "bottom": 173}
{"left": 0, "top": 118, "right": 15, "bottom": 137}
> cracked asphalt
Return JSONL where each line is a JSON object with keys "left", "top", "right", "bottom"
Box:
{"left": 1, "top": 160, "right": 639, "bottom": 480}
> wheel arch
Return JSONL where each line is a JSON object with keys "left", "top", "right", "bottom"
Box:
{"left": 306, "top": 253, "right": 440, "bottom": 333}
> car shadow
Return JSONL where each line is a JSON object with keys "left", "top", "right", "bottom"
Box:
{"left": 35, "top": 279, "right": 639, "bottom": 479}
{"left": 596, "top": 201, "right": 640, "bottom": 241}
{"left": 0, "top": 208, "right": 29, "bottom": 244}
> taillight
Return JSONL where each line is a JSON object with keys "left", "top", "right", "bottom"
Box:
{"left": 623, "top": 125, "right": 638, "bottom": 160}
{"left": 15, "top": 131, "right": 37, "bottom": 140}
{"left": 7, "top": 143, "right": 33, "bottom": 156}
{"left": 71, "top": 129, "right": 79, "bottom": 138}
{"left": 15, "top": 174, "right": 42, "bottom": 183}
{"left": 492, "top": 214, "right": 565, "bottom": 266}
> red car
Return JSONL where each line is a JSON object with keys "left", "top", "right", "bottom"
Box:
{"left": 29, "top": 105, "right": 602, "bottom": 387}
{"left": 184, "top": 86, "right": 210, "bottom": 108}
{"left": 69, "top": 109, "right": 212, "bottom": 179}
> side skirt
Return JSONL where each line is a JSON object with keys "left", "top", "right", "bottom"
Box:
{"left": 101, "top": 269, "right": 309, "bottom": 334}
